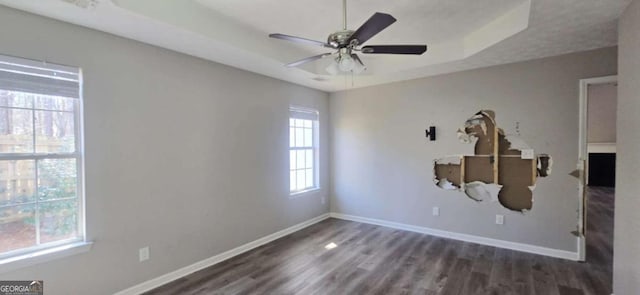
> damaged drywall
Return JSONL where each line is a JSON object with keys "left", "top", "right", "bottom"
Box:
{"left": 434, "top": 110, "right": 552, "bottom": 212}
{"left": 433, "top": 156, "right": 463, "bottom": 189}
{"left": 464, "top": 182, "right": 502, "bottom": 202}
{"left": 537, "top": 154, "right": 552, "bottom": 177}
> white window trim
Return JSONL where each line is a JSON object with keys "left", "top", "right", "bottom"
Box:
{"left": 289, "top": 107, "right": 320, "bottom": 196}
{"left": 0, "top": 241, "right": 92, "bottom": 274}
{"left": 290, "top": 187, "right": 321, "bottom": 198}
{"left": 0, "top": 56, "right": 89, "bottom": 270}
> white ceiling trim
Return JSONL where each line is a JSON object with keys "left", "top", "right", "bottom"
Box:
{"left": 109, "top": 0, "right": 531, "bottom": 86}
{"left": 0, "top": 0, "right": 629, "bottom": 92}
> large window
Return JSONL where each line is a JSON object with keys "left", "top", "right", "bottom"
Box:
{"left": 289, "top": 107, "right": 319, "bottom": 194}
{"left": 0, "top": 54, "right": 84, "bottom": 260}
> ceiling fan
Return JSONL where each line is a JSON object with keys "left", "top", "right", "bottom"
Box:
{"left": 269, "top": 0, "right": 427, "bottom": 75}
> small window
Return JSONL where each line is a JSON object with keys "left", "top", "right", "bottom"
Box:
{"left": 289, "top": 107, "right": 319, "bottom": 194}
{"left": 0, "top": 54, "right": 85, "bottom": 260}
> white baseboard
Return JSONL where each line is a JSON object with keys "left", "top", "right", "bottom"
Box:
{"left": 330, "top": 212, "right": 579, "bottom": 261}
{"left": 116, "top": 211, "right": 579, "bottom": 294}
{"left": 115, "top": 213, "right": 331, "bottom": 295}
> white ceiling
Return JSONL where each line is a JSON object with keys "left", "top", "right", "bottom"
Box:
{"left": 196, "top": 0, "right": 524, "bottom": 44}
{"left": 0, "top": 0, "right": 631, "bottom": 92}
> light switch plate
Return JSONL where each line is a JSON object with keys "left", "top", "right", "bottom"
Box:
{"left": 432, "top": 207, "right": 440, "bottom": 216}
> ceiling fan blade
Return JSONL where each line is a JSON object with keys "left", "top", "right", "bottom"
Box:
{"left": 285, "top": 53, "right": 334, "bottom": 68}
{"left": 361, "top": 45, "right": 427, "bottom": 55}
{"left": 348, "top": 12, "right": 396, "bottom": 45}
{"left": 269, "top": 33, "right": 333, "bottom": 48}
{"left": 351, "top": 53, "right": 365, "bottom": 67}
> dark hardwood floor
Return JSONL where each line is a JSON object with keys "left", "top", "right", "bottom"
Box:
{"left": 584, "top": 186, "right": 614, "bottom": 281}
{"left": 146, "top": 188, "right": 614, "bottom": 295}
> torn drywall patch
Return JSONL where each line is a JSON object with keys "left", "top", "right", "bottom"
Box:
{"left": 432, "top": 110, "right": 551, "bottom": 212}
{"left": 537, "top": 154, "right": 553, "bottom": 177}
{"left": 464, "top": 182, "right": 502, "bottom": 202}
{"left": 435, "top": 156, "right": 463, "bottom": 165}
{"left": 464, "top": 156, "right": 494, "bottom": 183}
{"left": 457, "top": 128, "right": 475, "bottom": 144}
{"left": 504, "top": 135, "right": 531, "bottom": 151}
{"left": 434, "top": 163, "right": 462, "bottom": 189}
{"left": 437, "top": 179, "right": 459, "bottom": 190}
{"left": 497, "top": 156, "right": 536, "bottom": 211}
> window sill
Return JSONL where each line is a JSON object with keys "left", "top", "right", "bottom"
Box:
{"left": 0, "top": 241, "right": 93, "bottom": 274}
{"left": 290, "top": 187, "right": 321, "bottom": 198}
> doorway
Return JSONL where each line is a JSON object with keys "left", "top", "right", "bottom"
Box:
{"left": 578, "top": 76, "right": 617, "bottom": 278}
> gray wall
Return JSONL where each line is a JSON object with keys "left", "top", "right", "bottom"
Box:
{"left": 615, "top": 0, "right": 640, "bottom": 293}
{"left": 0, "top": 6, "right": 329, "bottom": 295}
{"left": 330, "top": 47, "right": 617, "bottom": 252}
{"left": 588, "top": 83, "right": 617, "bottom": 143}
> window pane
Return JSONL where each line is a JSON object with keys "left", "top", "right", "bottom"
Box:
{"left": 39, "top": 199, "right": 78, "bottom": 244}
{"left": 289, "top": 115, "right": 318, "bottom": 193}
{"left": 0, "top": 91, "right": 33, "bottom": 108}
{"left": 34, "top": 96, "right": 74, "bottom": 112}
{"left": 0, "top": 204, "right": 36, "bottom": 254}
{"left": 0, "top": 160, "right": 36, "bottom": 206}
{"left": 290, "top": 171, "right": 296, "bottom": 191}
{"left": 306, "top": 169, "right": 314, "bottom": 188}
{"left": 296, "top": 170, "right": 305, "bottom": 190}
{"left": 306, "top": 150, "right": 313, "bottom": 169}
{"left": 35, "top": 111, "right": 75, "bottom": 153}
{"left": 295, "top": 128, "right": 304, "bottom": 147}
{"left": 38, "top": 159, "right": 77, "bottom": 201}
{"left": 0, "top": 108, "right": 34, "bottom": 153}
{"left": 304, "top": 128, "right": 313, "bottom": 147}
{"left": 289, "top": 150, "right": 296, "bottom": 170}
{"left": 289, "top": 127, "right": 295, "bottom": 148}
{"left": 0, "top": 57, "right": 83, "bottom": 256}
{"left": 296, "top": 150, "right": 305, "bottom": 170}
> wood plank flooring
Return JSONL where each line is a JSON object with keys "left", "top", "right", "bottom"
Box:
{"left": 146, "top": 187, "right": 613, "bottom": 295}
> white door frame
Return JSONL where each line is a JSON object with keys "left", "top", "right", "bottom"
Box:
{"left": 577, "top": 75, "right": 617, "bottom": 261}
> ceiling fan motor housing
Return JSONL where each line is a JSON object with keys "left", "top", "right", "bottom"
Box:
{"left": 328, "top": 30, "right": 355, "bottom": 48}
{"left": 269, "top": 9, "right": 426, "bottom": 69}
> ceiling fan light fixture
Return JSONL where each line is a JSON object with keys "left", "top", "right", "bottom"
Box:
{"left": 269, "top": 0, "right": 427, "bottom": 75}
{"left": 326, "top": 53, "right": 366, "bottom": 75}
{"left": 338, "top": 54, "right": 355, "bottom": 72}
{"left": 326, "top": 61, "right": 339, "bottom": 75}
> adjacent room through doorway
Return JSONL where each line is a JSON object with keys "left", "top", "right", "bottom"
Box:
{"left": 582, "top": 78, "right": 618, "bottom": 287}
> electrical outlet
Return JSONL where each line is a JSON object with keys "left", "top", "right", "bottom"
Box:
{"left": 521, "top": 149, "right": 535, "bottom": 160}
{"left": 495, "top": 215, "right": 504, "bottom": 225}
{"left": 432, "top": 207, "right": 440, "bottom": 216}
{"left": 139, "top": 247, "right": 149, "bottom": 262}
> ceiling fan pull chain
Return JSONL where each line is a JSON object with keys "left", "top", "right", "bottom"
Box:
{"left": 351, "top": 70, "right": 355, "bottom": 87}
